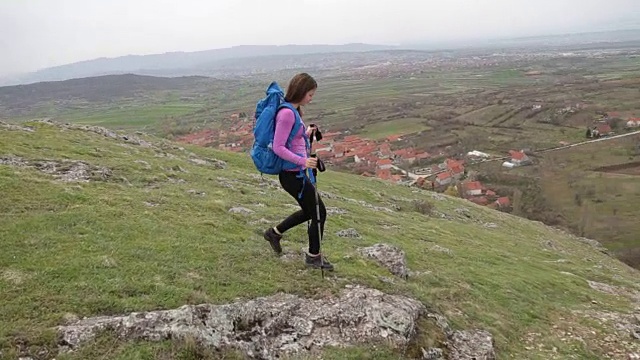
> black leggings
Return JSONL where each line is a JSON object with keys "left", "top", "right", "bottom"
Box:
{"left": 275, "top": 171, "right": 326, "bottom": 255}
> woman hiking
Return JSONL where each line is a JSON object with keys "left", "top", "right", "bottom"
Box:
{"left": 262, "top": 73, "right": 333, "bottom": 271}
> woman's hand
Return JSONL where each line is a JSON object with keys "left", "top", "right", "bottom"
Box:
{"left": 305, "top": 157, "right": 318, "bottom": 169}
{"left": 306, "top": 125, "right": 317, "bottom": 137}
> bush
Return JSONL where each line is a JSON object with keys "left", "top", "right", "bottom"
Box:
{"left": 413, "top": 200, "right": 434, "bottom": 215}
{"left": 444, "top": 185, "right": 459, "bottom": 197}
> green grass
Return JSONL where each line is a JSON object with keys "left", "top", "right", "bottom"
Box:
{"left": 359, "top": 118, "right": 431, "bottom": 140}
{"left": 1, "top": 121, "right": 639, "bottom": 359}
{"left": 52, "top": 103, "right": 201, "bottom": 129}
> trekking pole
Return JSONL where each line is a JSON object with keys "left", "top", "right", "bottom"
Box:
{"left": 308, "top": 128, "right": 315, "bottom": 264}
{"left": 311, "top": 162, "right": 325, "bottom": 280}
{"left": 309, "top": 127, "right": 325, "bottom": 279}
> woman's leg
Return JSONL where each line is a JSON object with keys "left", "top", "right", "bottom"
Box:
{"left": 301, "top": 186, "right": 331, "bottom": 270}
{"left": 279, "top": 172, "right": 332, "bottom": 270}
{"left": 263, "top": 171, "right": 310, "bottom": 254}
{"left": 275, "top": 172, "right": 312, "bottom": 233}
{"left": 264, "top": 171, "right": 332, "bottom": 269}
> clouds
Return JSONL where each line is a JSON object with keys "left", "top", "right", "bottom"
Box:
{"left": 0, "top": 0, "right": 638, "bottom": 76}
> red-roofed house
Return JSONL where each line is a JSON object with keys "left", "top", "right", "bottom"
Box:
{"left": 376, "top": 158, "right": 393, "bottom": 170}
{"left": 462, "top": 181, "right": 483, "bottom": 197}
{"left": 496, "top": 197, "right": 511, "bottom": 208}
{"left": 435, "top": 172, "right": 453, "bottom": 186}
{"left": 626, "top": 118, "right": 640, "bottom": 128}
{"left": 393, "top": 148, "right": 415, "bottom": 161}
{"left": 597, "top": 123, "right": 612, "bottom": 135}
{"left": 378, "top": 143, "right": 392, "bottom": 156}
{"left": 415, "top": 152, "right": 431, "bottom": 160}
{"left": 450, "top": 164, "right": 465, "bottom": 179}
{"left": 509, "top": 150, "right": 531, "bottom": 166}
{"left": 446, "top": 158, "right": 464, "bottom": 168}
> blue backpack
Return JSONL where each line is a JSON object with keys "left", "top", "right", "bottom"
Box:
{"left": 250, "top": 81, "right": 310, "bottom": 175}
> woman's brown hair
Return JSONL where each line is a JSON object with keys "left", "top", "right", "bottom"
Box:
{"left": 285, "top": 73, "right": 317, "bottom": 105}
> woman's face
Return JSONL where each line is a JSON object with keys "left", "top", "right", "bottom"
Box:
{"left": 301, "top": 88, "right": 316, "bottom": 106}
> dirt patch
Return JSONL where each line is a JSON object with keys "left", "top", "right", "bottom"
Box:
{"left": 593, "top": 161, "right": 640, "bottom": 176}
{"left": 1, "top": 269, "right": 30, "bottom": 285}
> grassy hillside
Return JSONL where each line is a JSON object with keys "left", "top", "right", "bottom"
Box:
{"left": 1, "top": 120, "right": 639, "bottom": 359}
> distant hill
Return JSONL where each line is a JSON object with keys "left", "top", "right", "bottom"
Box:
{"left": 407, "top": 28, "right": 640, "bottom": 51}
{"left": 0, "top": 74, "right": 210, "bottom": 111}
{"left": 2, "top": 43, "right": 398, "bottom": 86}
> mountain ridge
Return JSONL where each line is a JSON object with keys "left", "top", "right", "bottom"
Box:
{"left": 2, "top": 43, "right": 398, "bottom": 86}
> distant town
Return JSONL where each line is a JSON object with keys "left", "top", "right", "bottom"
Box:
{"left": 177, "top": 109, "right": 640, "bottom": 213}
{"left": 176, "top": 113, "right": 529, "bottom": 212}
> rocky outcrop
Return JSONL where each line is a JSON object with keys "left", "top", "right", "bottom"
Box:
{"left": 358, "top": 243, "right": 409, "bottom": 279}
{"left": 57, "top": 285, "right": 426, "bottom": 359}
{"left": 34, "top": 118, "right": 153, "bottom": 147}
{"left": 0, "top": 120, "right": 35, "bottom": 132}
{"left": 188, "top": 156, "right": 227, "bottom": 169}
{"left": 336, "top": 228, "right": 361, "bottom": 238}
{"left": 448, "top": 330, "right": 496, "bottom": 360}
{"left": 327, "top": 207, "right": 348, "bottom": 215}
{"left": 0, "top": 155, "right": 112, "bottom": 182}
{"left": 228, "top": 207, "right": 254, "bottom": 215}
{"left": 319, "top": 190, "right": 396, "bottom": 213}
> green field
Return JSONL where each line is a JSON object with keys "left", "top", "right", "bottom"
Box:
{"left": 359, "top": 118, "right": 431, "bottom": 140}
{"left": 54, "top": 103, "right": 202, "bottom": 129}
{"left": 538, "top": 136, "right": 640, "bottom": 258}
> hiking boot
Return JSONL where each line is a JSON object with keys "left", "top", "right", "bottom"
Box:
{"left": 263, "top": 228, "right": 282, "bottom": 254}
{"left": 305, "top": 253, "right": 334, "bottom": 271}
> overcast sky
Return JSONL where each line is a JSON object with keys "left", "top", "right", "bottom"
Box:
{"left": 1, "top": 0, "right": 639, "bottom": 77}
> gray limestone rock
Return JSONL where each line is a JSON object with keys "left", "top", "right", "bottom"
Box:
{"left": 336, "top": 228, "right": 361, "bottom": 238}
{"left": 228, "top": 207, "right": 254, "bottom": 215}
{"left": 57, "top": 286, "right": 426, "bottom": 359}
{"left": 1, "top": 156, "right": 112, "bottom": 182}
{"left": 358, "top": 243, "right": 409, "bottom": 279}
{"left": 448, "top": 330, "right": 496, "bottom": 360}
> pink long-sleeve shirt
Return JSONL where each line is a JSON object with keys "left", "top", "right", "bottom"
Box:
{"left": 272, "top": 107, "right": 310, "bottom": 171}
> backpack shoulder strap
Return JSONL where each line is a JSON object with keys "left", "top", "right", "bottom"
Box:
{"left": 278, "top": 103, "right": 309, "bottom": 149}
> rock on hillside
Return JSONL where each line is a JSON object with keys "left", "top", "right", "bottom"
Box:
{"left": 58, "top": 286, "right": 426, "bottom": 359}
